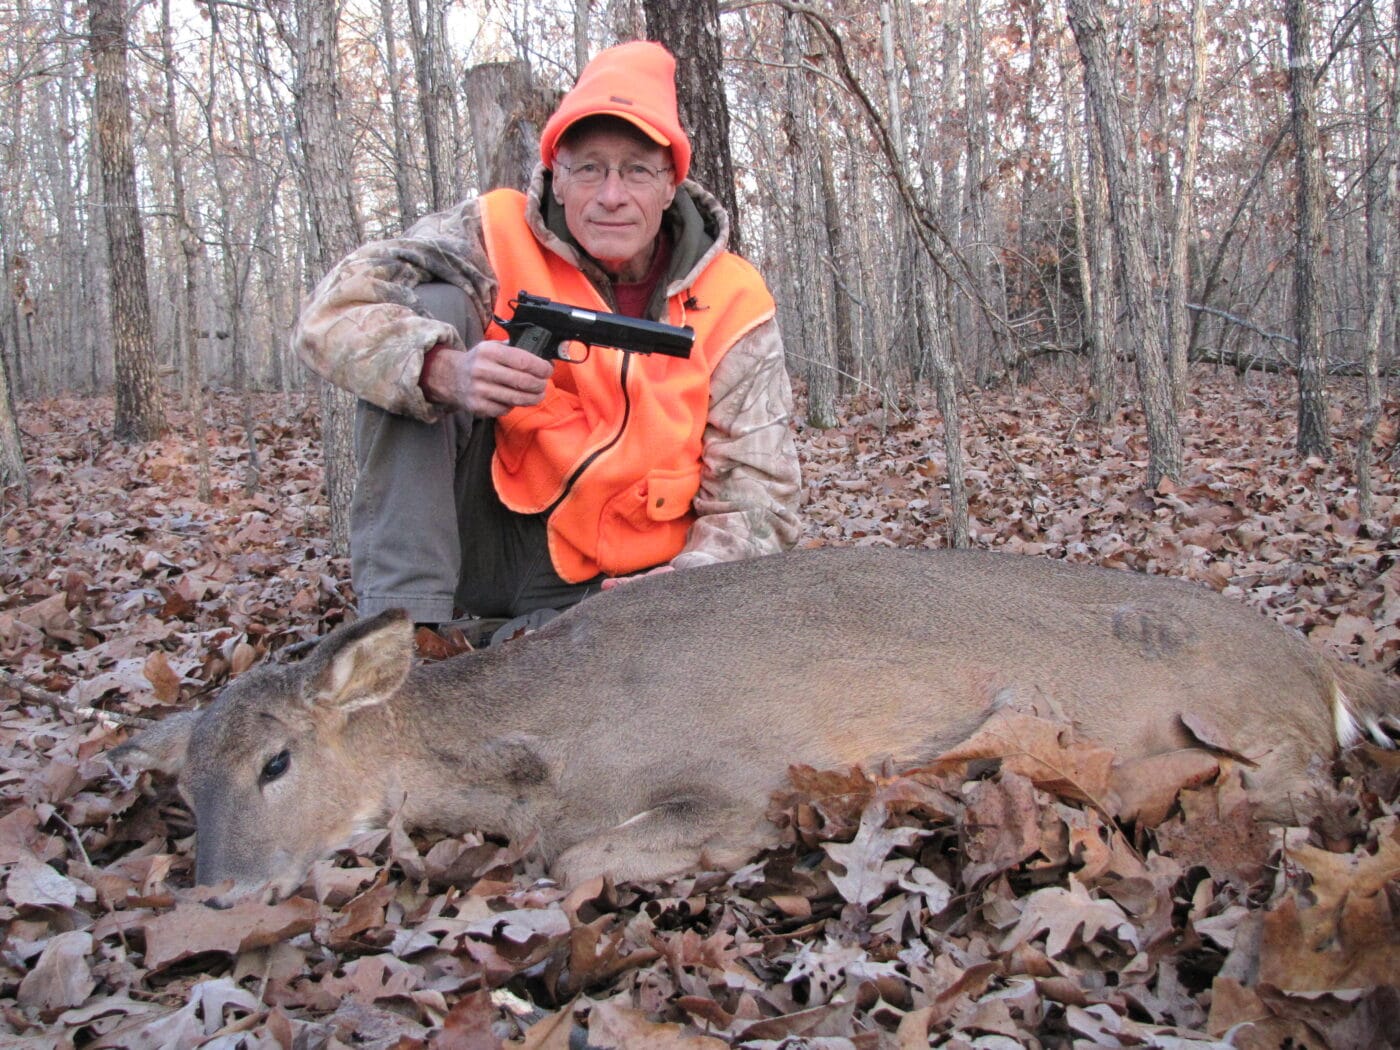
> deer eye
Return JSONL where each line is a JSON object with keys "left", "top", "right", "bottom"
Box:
{"left": 260, "top": 749, "right": 291, "bottom": 785}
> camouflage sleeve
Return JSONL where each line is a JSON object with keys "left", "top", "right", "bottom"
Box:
{"left": 672, "top": 318, "right": 803, "bottom": 570}
{"left": 290, "top": 199, "right": 498, "bottom": 422}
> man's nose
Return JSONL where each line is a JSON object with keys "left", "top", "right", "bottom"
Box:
{"left": 594, "top": 169, "right": 629, "bottom": 204}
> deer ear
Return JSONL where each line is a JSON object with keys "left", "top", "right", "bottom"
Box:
{"left": 108, "top": 708, "right": 201, "bottom": 775}
{"left": 304, "top": 610, "right": 415, "bottom": 715}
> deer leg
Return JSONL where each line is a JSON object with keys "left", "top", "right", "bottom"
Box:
{"left": 550, "top": 795, "right": 778, "bottom": 887}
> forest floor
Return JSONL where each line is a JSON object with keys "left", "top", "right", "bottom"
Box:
{"left": 1, "top": 369, "right": 1398, "bottom": 1048}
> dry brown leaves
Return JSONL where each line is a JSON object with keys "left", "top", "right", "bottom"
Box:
{"left": 2, "top": 374, "right": 1398, "bottom": 1048}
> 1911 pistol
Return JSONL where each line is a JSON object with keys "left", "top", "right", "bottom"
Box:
{"left": 495, "top": 291, "right": 694, "bottom": 363}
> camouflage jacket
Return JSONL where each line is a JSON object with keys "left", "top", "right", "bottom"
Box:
{"left": 292, "top": 166, "right": 802, "bottom": 571}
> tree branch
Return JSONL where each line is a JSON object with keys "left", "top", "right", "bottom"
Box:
{"left": 0, "top": 668, "right": 156, "bottom": 729}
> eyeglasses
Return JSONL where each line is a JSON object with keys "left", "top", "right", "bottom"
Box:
{"left": 557, "top": 160, "right": 673, "bottom": 189}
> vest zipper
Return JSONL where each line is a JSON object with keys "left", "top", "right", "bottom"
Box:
{"left": 543, "top": 350, "right": 633, "bottom": 519}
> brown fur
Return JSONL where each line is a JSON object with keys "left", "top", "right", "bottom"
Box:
{"left": 111, "top": 548, "right": 1399, "bottom": 898}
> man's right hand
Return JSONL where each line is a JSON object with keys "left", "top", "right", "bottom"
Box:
{"left": 421, "top": 340, "right": 554, "bottom": 417}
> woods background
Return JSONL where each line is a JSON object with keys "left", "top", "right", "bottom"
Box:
{"left": 0, "top": 0, "right": 1397, "bottom": 514}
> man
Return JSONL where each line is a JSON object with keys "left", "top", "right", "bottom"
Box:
{"left": 293, "top": 41, "right": 800, "bottom": 632}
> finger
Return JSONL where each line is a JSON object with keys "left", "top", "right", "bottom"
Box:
{"left": 466, "top": 383, "right": 546, "bottom": 417}
{"left": 477, "top": 340, "right": 555, "bottom": 379}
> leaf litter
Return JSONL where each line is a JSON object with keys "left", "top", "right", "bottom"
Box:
{"left": 1, "top": 373, "right": 1398, "bottom": 1048}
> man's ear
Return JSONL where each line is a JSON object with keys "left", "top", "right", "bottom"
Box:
{"left": 108, "top": 709, "right": 201, "bottom": 775}
{"left": 302, "top": 610, "right": 415, "bottom": 716}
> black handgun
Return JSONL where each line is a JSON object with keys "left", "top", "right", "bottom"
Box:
{"left": 495, "top": 291, "right": 694, "bottom": 363}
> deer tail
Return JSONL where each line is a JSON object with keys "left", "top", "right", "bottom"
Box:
{"left": 1332, "top": 661, "right": 1400, "bottom": 750}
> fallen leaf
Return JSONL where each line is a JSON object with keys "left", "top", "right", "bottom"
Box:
{"left": 140, "top": 895, "right": 320, "bottom": 970}
{"left": 822, "top": 801, "right": 920, "bottom": 906}
{"left": 1000, "top": 877, "right": 1140, "bottom": 958}
{"left": 18, "top": 930, "right": 95, "bottom": 1012}
{"left": 586, "top": 999, "right": 728, "bottom": 1048}
{"left": 6, "top": 856, "right": 81, "bottom": 909}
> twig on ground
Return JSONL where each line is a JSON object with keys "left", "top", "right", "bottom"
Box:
{"left": 0, "top": 667, "right": 157, "bottom": 730}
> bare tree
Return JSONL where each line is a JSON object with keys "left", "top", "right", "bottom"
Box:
{"left": 961, "top": 0, "right": 993, "bottom": 382}
{"left": 89, "top": 0, "right": 165, "bottom": 442}
{"left": 158, "top": 0, "right": 211, "bottom": 502}
{"left": 288, "top": 0, "right": 365, "bottom": 554}
{"left": 573, "top": 0, "right": 590, "bottom": 74}
{"left": 780, "top": 2, "right": 972, "bottom": 546}
{"left": 378, "top": 0, "right": 417, "bottom": 225}
{"left": 1357, "top": 0, "right": 1399, "bottom": 519}
{"left": 1055, "top": 13, "right": 1117, "bottom": 423}
{"left": 0, "top": 345, "right": 25, "bottom": 496}
{"left": 642, "top": 0, "right": 743, "bottom": 248}
{"left": 1286, "top": 0, "right": 1332, "bottom": 459}
{"left": 406, "top": 0, "right": 459, "bottom": 212}
{"left": 779, "top": 11, "right": 837, "bottom": 428}
{"left": 1068, "top": 0, "right": 1182, "bottom": 486}
{"left": 1165, "top": 0, "right": 1206, "bottom": 412}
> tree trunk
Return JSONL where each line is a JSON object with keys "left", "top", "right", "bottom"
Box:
{"left": 379, "top": 0, "right": 417, "bottom": 224}
{"left": 962, "top": 0, "right": 993, "bottom": 383}
{"left": 642, "top": 0, "right": 743, "bottom": 250}
{"left": 1057, "top": 17, "right": 1116, "bottom": 423}
{"left": 573, "top": 0, "right": 591, "bottom": 74}
{"left": 1085, "top": 122, "right": 1117, "bottom": 423}
{"left": 818, "top": 147, "right": 856, "bottom": 395}
{"left": 1165, "top": 0, "right": 1205, "bottom": 412}
{"left": 406, "top": 0, "right": 458, "bottom": 212}
{"left": 0, "top": 339, "right": 25, "bottom": 495}
{"left": 292, "top": 0, "right": 364, "bottom": 556}
{"left": 1286, "top": 0, "right": 1331, "bottom": 459}
{"left": 1068, "top": 0, "right": 1182, "bottom": 486}
{"left": 464, "top": 61, "right": 557, "bottom": 193}
{"left": 780, "top": 11, "right": 836, "bottom": 428}
{"left": 89, "top": 0, "right": 166, "bottom": 443}
{"left": 1357, "top": 0, "right": 1398, "bottom": 520}
{"left": 159, "top": 0, "right": 211, "bottom": 502}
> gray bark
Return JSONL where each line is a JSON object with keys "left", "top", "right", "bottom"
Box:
{"left": 1068, "top": 0, "right": 1183, "bottom": 486}
{"left": 291, "top": 0, "right": 364, "bottom": 555}
{"left": 642, "top": 0, "right": 743, "bottom": 250}
{"left": 1286, "top": 0, "right": 1332, "bottom": 459}
{"left": 379, "top": 0, "right": 417, "bottom": 224}
{"left": 1165, "top": 0, "right": 1206, "bottom": 412}
{"left": 89, "top": 0, "right": 166, "bottom": 443}
{"left": 1357, "top": 0, "right": 1399, "bottom": 518}
{"left": 464, "top": 61, "right": 557, "bottom": 193}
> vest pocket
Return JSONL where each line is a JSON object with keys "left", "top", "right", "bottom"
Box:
{"left": 642, "top": 465, "right": 702, "bottom": 522}
{"left": 595, "top": 465, "right": 701, "bottom": 573}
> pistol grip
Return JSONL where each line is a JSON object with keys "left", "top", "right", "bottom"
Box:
{"left": 514, "top": 325, "right": 558, "bottom": 360}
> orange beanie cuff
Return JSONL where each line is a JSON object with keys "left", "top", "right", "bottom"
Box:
{"left": 539, "top": 41, "right": 692, "bottom": 184}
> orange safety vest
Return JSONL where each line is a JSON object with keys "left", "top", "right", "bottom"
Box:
{"left": 479, "top": 188, "right": 775, "bottom": 583}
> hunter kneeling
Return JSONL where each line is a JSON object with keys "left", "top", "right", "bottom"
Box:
{"left": 292, "top": 41, "right": 801, "bottom": 638}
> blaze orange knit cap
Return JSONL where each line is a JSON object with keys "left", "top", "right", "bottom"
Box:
{"left": 539, "top": 41, "right": 691, "bottom": 184}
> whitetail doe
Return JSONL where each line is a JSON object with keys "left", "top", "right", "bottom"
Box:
{"left": 112, "top": 548, "right": 1399, "bottom": 900}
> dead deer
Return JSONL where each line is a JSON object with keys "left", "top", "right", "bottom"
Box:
{"left": 110, "top": 548, "right": 1399, "bottom": 900}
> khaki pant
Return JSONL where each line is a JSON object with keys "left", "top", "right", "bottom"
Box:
{"left": 349, "top": 283, "right": 601, "bottom": 622}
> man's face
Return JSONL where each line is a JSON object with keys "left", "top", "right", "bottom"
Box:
{"left": 552, "top": 124, "right": 677, "bottom": 283}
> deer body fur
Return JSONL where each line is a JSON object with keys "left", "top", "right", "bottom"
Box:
{"left": 111, "top": 548, "right": 1399, "bottom": 898}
